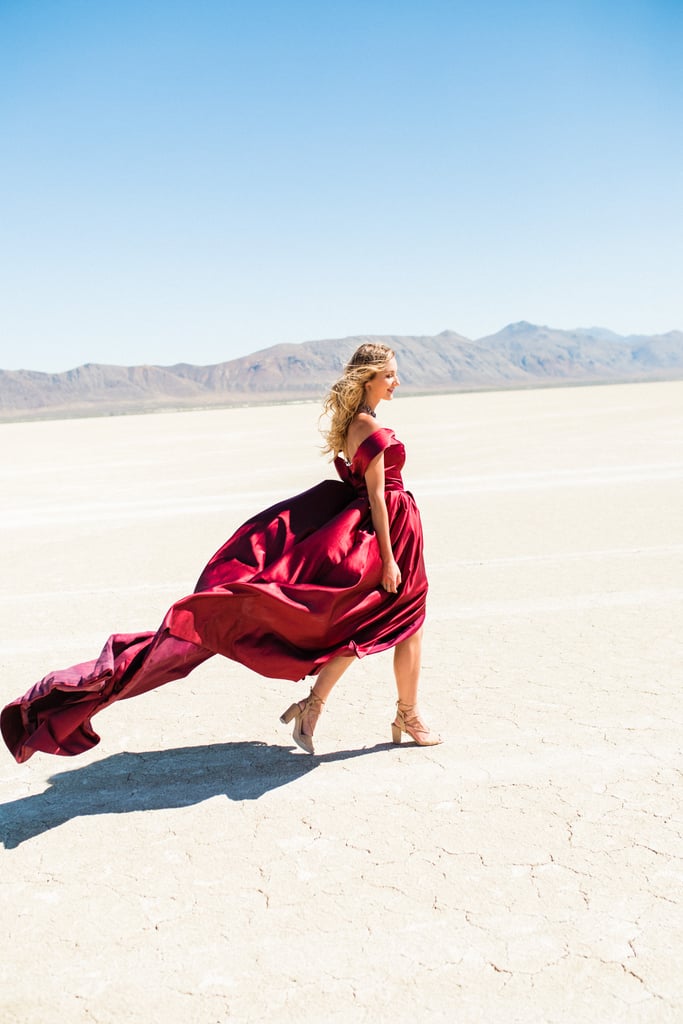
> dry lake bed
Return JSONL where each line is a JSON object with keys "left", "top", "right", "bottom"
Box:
{"left": 1, "top": 380, "right": 682, "bottom": 1023}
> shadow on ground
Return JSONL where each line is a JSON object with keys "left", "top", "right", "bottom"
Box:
{"left": 0, "top": 740, "right": 394, "bottom": 848}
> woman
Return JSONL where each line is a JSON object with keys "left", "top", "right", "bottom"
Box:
{"left": 281, "top": 343, "right": 441, "bottom": 752}
{"left": 1, "top": 343, "right": 440, "bottom": 763}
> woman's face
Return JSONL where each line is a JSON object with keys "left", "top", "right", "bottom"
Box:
{"left": 365, "top": 357, "right": 400, "bottom": 407}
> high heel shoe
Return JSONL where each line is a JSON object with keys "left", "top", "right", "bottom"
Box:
{"left": 280, "top": 688, "right": 325, "bottom": 755}
{"left": 391, "top": 701, "right": 442, "bottom": 746}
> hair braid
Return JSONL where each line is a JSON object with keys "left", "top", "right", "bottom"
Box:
{"left": 320, "top": 342, "right": 395, "bottom": 459}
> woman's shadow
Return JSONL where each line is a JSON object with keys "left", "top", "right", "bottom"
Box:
{"left": 0, "top": 740, "right": 393, "bottom": 848}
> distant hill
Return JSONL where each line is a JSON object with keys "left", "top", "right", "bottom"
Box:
{"left": 1, "top": 322, "right": 682, "bottom": 421}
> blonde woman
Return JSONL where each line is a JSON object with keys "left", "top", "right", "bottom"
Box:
{"left": 280, "top": 342, "right": 441, "bottom": 751}
{"left": 2, "top": 344, "right": 441, "bottom": 763}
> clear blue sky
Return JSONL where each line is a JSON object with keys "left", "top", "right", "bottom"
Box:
{"left": 1, "top": 0, "right": 681, "bottom": 371}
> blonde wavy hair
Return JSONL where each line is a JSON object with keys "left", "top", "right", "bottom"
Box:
{"left": 320, "top": 342, "right": 395, "bottom": 459}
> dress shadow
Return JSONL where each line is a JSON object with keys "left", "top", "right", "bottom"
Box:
{"left": 0, "top": 739, "right": 394, "bottom": 848}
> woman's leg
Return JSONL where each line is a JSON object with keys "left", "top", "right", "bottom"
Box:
{"left": 280, "top": 654, "right": 355, "bottom": 753}
{"left": 392, "top": 627, "right": 442, "bottom": 745}
{"left": 392, "top": 627, "right": 423, "bottom": 705}
{"left": 301, "top": 655, "right": 355, "bottom": 742}
{"left": 312, "top": 654, "right": 355, "bottom": 701}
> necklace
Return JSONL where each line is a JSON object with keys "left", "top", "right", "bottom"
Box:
{"left": 358, "top": 403, "right": 376, "bottom": 418}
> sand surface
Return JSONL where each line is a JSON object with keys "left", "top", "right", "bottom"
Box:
{"left": 1, "top": 381, "right": 682, "bottom": 1023}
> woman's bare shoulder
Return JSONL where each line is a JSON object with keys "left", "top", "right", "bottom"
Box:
{"left": 346, "top": 413, "right": 379, "bottom": 460}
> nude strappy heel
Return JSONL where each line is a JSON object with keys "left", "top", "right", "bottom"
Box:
{"left": 280, "top": 688, "right": 325, "bottom": 755}
{"left": 391, "top": 701, "right": 442, "bottom": 746}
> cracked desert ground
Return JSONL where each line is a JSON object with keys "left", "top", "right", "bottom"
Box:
{"left": 1, "top": 379, "right": 682, "bottom": 1023}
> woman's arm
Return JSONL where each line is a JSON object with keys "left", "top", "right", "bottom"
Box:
{"left": 364, "top": 452, "right": 401, "bottom": 593}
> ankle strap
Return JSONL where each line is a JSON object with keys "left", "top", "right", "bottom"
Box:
{"left": 397, "top": 700, "right": 417, "bottom": 712}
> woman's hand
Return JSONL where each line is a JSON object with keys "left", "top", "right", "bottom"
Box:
{"left": 363, "top": 450, "right": 400, "bottom": 594}
{"left": 382, "top": 558, "right": 402, "bottom": 594}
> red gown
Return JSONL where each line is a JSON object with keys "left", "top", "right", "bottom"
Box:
{"left": 1, "top": 427, "right": 427, "bottom": 763}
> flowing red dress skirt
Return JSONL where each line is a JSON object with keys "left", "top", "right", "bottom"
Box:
{"left": 1, "top": 428, "right": 427, "bottom": 762}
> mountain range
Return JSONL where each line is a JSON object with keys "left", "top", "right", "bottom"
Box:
{"left": 1, "top": 322, "right": 682, "bottom": 421}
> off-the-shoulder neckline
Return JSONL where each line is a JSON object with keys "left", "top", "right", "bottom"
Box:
{"left": 349, "top": 426, "right": 395, "bottom": 467}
